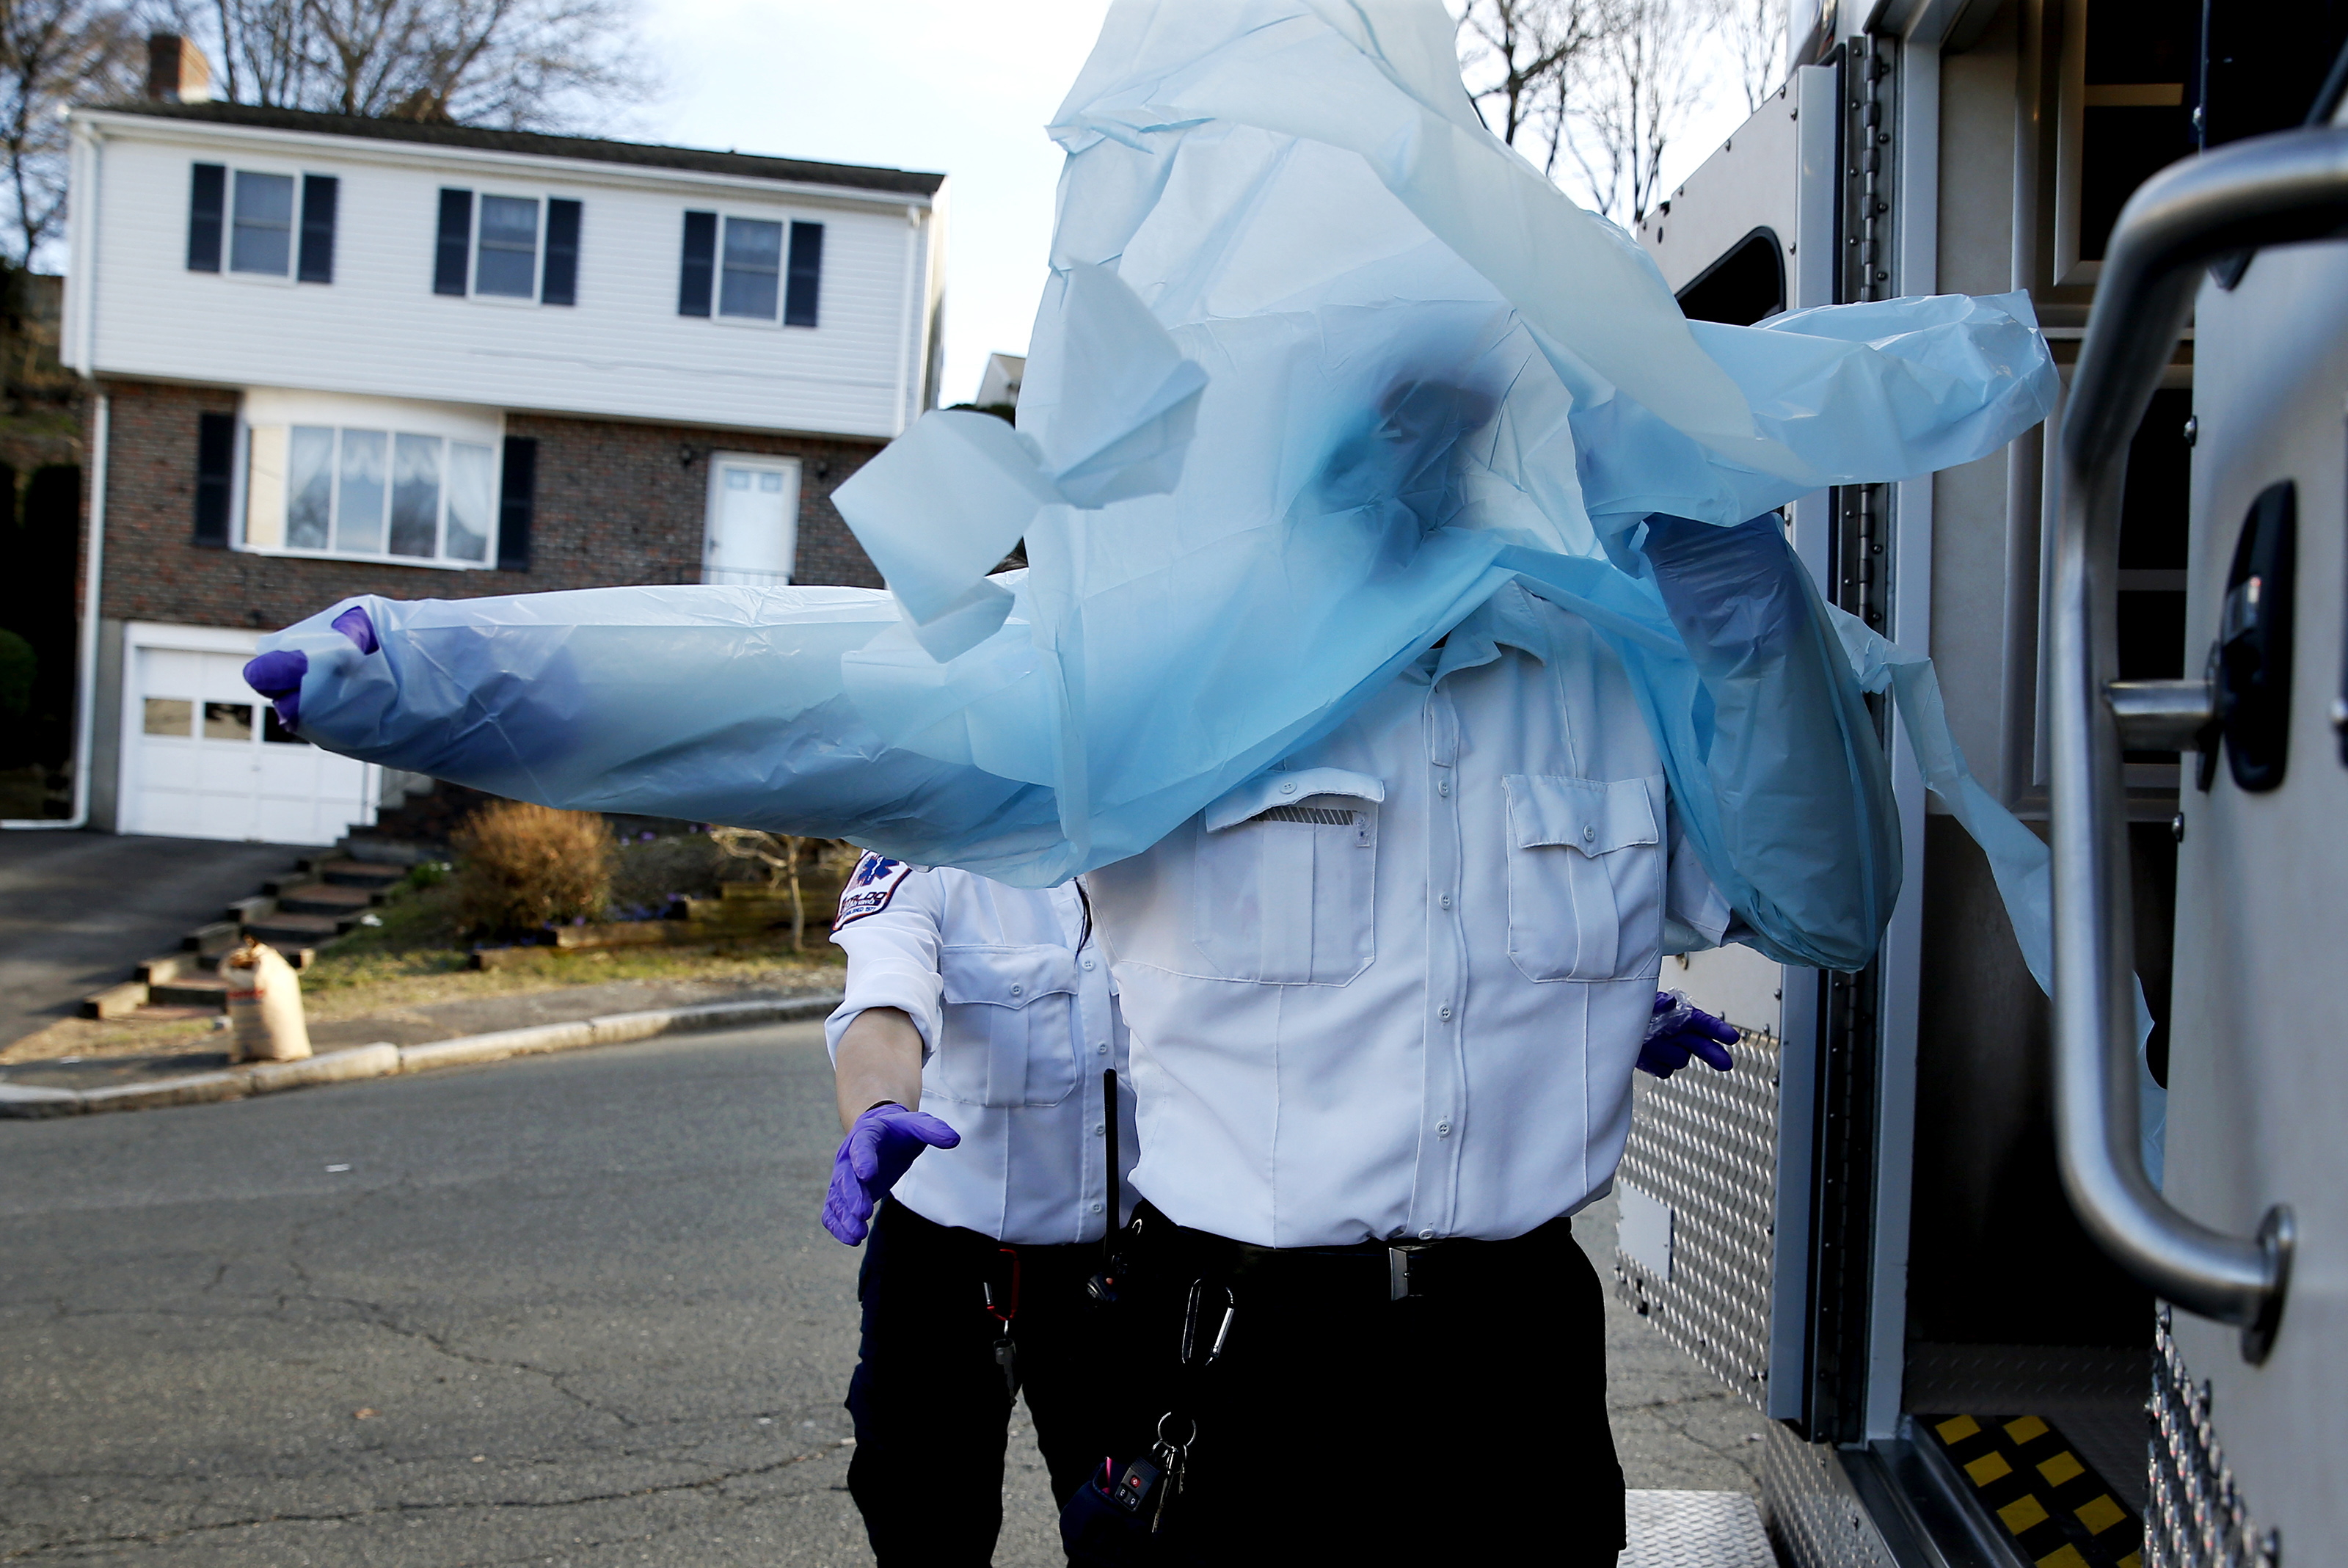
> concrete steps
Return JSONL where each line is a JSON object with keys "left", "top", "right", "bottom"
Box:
{"left": 76, "top": 844, "right": 392, "bottom": 1020}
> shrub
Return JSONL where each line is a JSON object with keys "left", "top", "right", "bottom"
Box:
{"left": 450, "top": 801, "right": 614, "bottom": 937}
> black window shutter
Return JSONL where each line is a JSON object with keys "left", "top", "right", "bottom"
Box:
{"left": 677, "top": 210, "right": 715, "bottom": 316}
{"left": 297, "top": 174, "right": 338, "bottom": 283}
{"left": 784, "top": 221, "right": 824, "bottom": 327}
{"left": 187, "top": 163, "right": 225, "bottom": 272}
{"left": 497, "top": 436, "right": 536, "bottom": 571}
{"left": 434, "top": 189, "right": 473, "bottom": 296}
{"left": 194, "top": 412, "right": 235, "bottom": 547}
{"left": 542, "top": 198, "right": 581, "bottom": 306}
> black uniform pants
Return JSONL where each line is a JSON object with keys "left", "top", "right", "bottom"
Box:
{"left": 845, "top": 1198, "right": 1108, "bottom": 1566}
{"left": 1095, "top": 1202, "right": 1626, "bottom": 1567}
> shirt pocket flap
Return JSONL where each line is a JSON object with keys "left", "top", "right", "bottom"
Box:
{"left": 938, "top": 944, "right": 1078, "bottom": 1007}
{"left": 1204, "top": 767, "right": 1385, "bottom": 832}
{"left": 1506, "top": 774, "right": 1660, "bottom": 858}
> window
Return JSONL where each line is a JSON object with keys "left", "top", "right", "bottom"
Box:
{"left": 230, "top": 171, "right": 294, "bottom": 274}
{"left": 721, "top": 217, "right": 781, "bottom": 319}
{"left": 434, "top": 189, "right": 582, "bottom": 305}
{"left": 187, "top": 164, "right": 336, "bottom": 281}
{"left": 240, "top": 394, "right": 503, "bottom": 569}
{"left": 679, "top": 211, "right": 823, "bottom": 326}
{"left": 476, "top": 196, "right": 539, "bottom": 297}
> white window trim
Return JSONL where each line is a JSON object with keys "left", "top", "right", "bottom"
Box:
{"left": 230, "top": 390, "right": 506, "bottom": 571}
{"left": 222, "top": 164, "right": 304, "bottom": 286}
{"left": 710, "top": 210, "right": 798, "bottom": 329}
{"left": 467, "top": 190, "right": 548, "bottom": 305}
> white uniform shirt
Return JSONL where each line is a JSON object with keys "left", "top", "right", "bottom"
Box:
{"left": 826, "top": 861, "right": 1138, "bottom": 1247}
{"left": 1087, "top": 583, "right": 1735, "bottom": 1248}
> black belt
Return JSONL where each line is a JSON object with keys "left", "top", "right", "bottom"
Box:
{"left": 1129, "top": 1201, "right": 1575, "bottom": 1302}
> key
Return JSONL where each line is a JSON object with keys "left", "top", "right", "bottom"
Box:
{"left": 993, "top": 1334, "right": 1020, "bottom": 1399}
{"left": 1148, "top": 1440, "right": 1186, "bottom": 1534}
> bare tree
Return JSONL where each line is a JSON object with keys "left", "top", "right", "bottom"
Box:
{"left": 0, "top": 0, "right": 142, "bottom": 268}
{"left": 1563, "top": 0, "right": 1711, "bottom": 226}
{"left": 194, "top": 0, "right": 652, "bottom": 130}
{"left": 1454, "top": 0, "right": 1605, "bottom": 177}
{"left": 1710, "top": 0, "right": 1788, "bottom": 112}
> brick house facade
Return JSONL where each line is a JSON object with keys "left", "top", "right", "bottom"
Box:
{"left": 89, "top": 382, "right": 884, "bottom": 634}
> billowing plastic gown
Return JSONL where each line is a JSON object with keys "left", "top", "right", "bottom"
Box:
{"left": 258, "top": 0, "right": 2066, "bottom": 994}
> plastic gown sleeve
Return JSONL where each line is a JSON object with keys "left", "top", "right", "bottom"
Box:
{"left": 258, "top": 586, "right": 1062, "bottom": 865}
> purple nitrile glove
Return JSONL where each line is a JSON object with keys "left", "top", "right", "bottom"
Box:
{"left": 821, "top": 1102, "right": 960, "bottom": 1245}
{"left": 1638, "top": 990, "right": 1738, "bottom": 1080}
{"left": 241, "top": 648, "right": 308, "bottom": 732}
{"left": 330, "top": 604, "right": 379, "bottom": 654}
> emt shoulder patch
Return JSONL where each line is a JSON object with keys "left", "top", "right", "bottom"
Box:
{"left": 835, "top": 853, "right": 913, "bottom": 927}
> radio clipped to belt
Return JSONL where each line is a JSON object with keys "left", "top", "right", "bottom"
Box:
{"left": 1061, "top": 1277, "right": 1236, "bottom": 1564}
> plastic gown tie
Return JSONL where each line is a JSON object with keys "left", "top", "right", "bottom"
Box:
{"left": 251, "top": 0, "right": 2068, "bottom": 987}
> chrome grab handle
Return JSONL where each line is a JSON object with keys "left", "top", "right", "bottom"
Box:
{"left": 2104, "top": 678, "right": 2215, "bottom": 754}
{"left": 2053, "top": 128, "right": 2348, "bottom": 1363}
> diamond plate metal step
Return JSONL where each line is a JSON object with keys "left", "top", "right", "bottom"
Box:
{"left": 1621, "top": 1489, "right": 1778, "bottom": 1568}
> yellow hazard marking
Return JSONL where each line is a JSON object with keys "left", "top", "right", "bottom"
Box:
{"left": 1966, "top": 1451, "right": 2013, "bottom": 1485}
{"left": 2036, "top": 1548, "right": 2090, "bottom": 1568}
{"left": 1998, "top": 1494, "right": 2051, "bottom": 1534}
{"left": 2004, "top": 1415, "right": 2050, "bottom": 1443}
{"left": 2077, "top": 1494, "right": 2128, "bottom": 1535}
{"left": 2119, "top": 1555, "right": 2143, "bottom": 1568}
{"left": 2038, "top": 1451, "right": 2085, "bottom": 1486}
{"left": 1936, "top": 1414, "right": 1982, "bottom": 1443}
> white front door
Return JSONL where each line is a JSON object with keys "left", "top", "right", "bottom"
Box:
{"left": 702, "top": 456, "right": 801, "bottom": 587}
{"left": 124, "top": 637, "right": 375, "bottom": 845}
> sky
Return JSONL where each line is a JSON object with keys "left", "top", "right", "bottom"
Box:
{"left": 629, "top": 1, "right": 1762, "bottom": 408}
{"left": 631, "top": 0, "right": 1113, "bottom": 408}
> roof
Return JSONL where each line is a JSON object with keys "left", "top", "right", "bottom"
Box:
{"left": 83, "top": 100, "right": 946, "bottom": 197}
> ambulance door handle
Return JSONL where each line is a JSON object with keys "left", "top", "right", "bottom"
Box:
{"left": 2104, "top": 677, "right": 2217, "bottom": 754}
{"left": 2051, "top": 125, "right": 2348, "bottom": 1363}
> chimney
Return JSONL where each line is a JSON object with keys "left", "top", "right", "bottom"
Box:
{"left": 145, "top": 34, "right": 214, "bottom": 104}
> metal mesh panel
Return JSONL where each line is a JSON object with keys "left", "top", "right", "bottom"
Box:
{"left": 2150, "top": 1309, "right": 2278, "bottom": 1568}
{"left": 1759, "top": 1423, "right": 1901, "bottom": 1568}
{"left": 1615, "top": 1023, "right": 1782, "bottom": 1407}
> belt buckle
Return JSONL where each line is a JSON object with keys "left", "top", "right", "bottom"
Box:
{"left": 1387, "top": 1244, "right": 1421, "bottom": 1301}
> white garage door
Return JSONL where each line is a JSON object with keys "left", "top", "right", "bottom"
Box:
{"left": 125, "top": 643, "right": 376, "bottom": 845}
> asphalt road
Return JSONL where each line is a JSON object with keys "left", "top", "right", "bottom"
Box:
{"left": 0, "top": 831, "right": 306, "bottom": 1047}
{"left": 0, "top": 1022, "right": 1760, "bottom": 1567}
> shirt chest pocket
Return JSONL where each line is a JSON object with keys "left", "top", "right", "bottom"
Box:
{"left": 932, "top": 945, "right": 1082, "bottom": 1107}
{"left": 1503, "top": 773, "right": 1666, "bottom": 982}
{"left": 1191, "top": 767, "right": 1381, "bottom": 986}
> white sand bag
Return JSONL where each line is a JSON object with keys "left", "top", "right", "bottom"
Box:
{"left": 222, "top": 938, "right": 311, "bottom": 1062}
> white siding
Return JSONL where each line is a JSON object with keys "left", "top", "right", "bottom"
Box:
{"left": 70, "top": 114, "right": 938, "bottom": 440}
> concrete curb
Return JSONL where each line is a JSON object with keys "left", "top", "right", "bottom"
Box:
{"left": 0, "top": 994, "right": 842, "bottom": 1120}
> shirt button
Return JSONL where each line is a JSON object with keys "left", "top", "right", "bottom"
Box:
{"left": 1419, "top": 1228, "right": 1435, "bottom": 1240}
{"left": 1096, "top": 1042, "right": 1109, "bottom": 1054}
{"left": 1009, "top": 984, "right": 1024, "bottom": 996}
{"left": 1082, "top": 958, "right": 1096, "bottom": 970}
{"left": 1439, "top": 894, "right": 1452, "bottom": 910}
{"left": 1439, "top": 1005, "right": 1453, "bottom": 1021}
{"left": 1582, "top": 824, "right": 1596, "bottom": 843}
{"left": 1090, "top": 1202, "right": 1104, "bottom": 1214}
{"left": 1279, "top": 779, "right": 1298, "bottom": 795}
{"left": 1437, "top": 1121, "right": 1451, "bottom": 1137}
{"left": 1093, "top": 1123, "right": 1105, "bottom": 1135}
{"left": 1437, "top": 780, "right": 1451, "bottom": 796}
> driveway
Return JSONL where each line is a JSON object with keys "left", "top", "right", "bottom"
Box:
{"left": 0, "top": 831, "right": 305, "bottom": 1047}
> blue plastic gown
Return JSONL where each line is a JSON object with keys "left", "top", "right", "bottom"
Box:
{"left": 255, "top": 0, "right": 2063, "bottom": 982}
